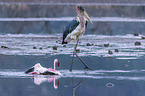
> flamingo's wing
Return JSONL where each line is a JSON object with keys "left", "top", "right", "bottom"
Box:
{"left": 25, "top": 67, "right": 34, "bottom": 74}
{"left": 40, "top": 71, "right": 56, "bottom": 75}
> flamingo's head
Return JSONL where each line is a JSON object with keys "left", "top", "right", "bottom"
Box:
{"left": 54, "top": 59, "right": 60, "bottom": 67}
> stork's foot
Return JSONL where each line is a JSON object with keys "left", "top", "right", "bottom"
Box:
{"left": 84, "top": 66, "right": 93, "bottom": 71}
{"left": 69, "top": 68, "right": 72, "bottom": 72}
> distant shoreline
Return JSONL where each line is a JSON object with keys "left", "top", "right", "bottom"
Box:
{"left": 0, "top": 0, "right": 145, "bottom": 4}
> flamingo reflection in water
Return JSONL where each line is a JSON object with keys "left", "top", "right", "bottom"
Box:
{"left": 34, "top": 75, "right": 60, "bottom": 89}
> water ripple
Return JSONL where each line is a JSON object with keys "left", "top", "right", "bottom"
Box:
{"left": 0, "top": 69, "right": 145, "bottom": 81}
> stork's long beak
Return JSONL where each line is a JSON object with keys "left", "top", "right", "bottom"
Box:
{"left": 83, "top": 11, "right": 93, "bottom": 24}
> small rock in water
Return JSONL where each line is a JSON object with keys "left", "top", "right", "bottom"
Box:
{"left": 115, "top": 49, "right": 119, "bottom": 52}
{"left": 108, "top": 50, "right": 113, "bottom": 54}
{"left": 76, "top": 49, "right": 80, "bottom": 53}
{"left": 104, "top": 44, "right": 109, "bottom": 47}
{"left": 134, "top": 33, "right": 139, "bottom": 36}
{"left": 33, "top": 47, "right": 37, "bottom": 49}
{"left": 86, "top": 43, "right": 92, "bottom": 46}
{"left": 141, "top": 36, "right": 145, "bottom": 39}
{"left": 1, "top": 46, "right": 9, "bottom": 49}
{"left": 52, "top": 46, "right": 57, "bottom": 50}
{"left": 135, "top": 41, "right": 141, "bottom": 46}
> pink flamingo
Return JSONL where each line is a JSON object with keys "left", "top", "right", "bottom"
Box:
{"left": 25, "top": 59, "right": 61, "bottom": 75}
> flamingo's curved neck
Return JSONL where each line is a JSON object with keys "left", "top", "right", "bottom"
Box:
{"left": 54, "top": 61, "right": 56, "bottom": 70}
{"left": 53, "top": 79, "right": 59, "bottom": 89}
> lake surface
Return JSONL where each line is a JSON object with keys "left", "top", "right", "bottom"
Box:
{"left": 1, "top": 68, "right": 145, "bottom": 96}
{"left": 0, "top": 34, "right": 145, "bottom": 96}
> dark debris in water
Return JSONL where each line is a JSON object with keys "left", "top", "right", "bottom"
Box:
{"left": 76, "top": 49, "right": 80, "bottom": 53}
{"left": 1, "top": 46, "right": 9, "bottom": 49}
{"left": 52, "top": 46, "right": 57, "bottom": 50}
{"left": 86, "top": 43, "right": 93, "bottom": 46}
{"left": 108, "top": 50, "right": 113, "bottom": 55}
{"left": 33, "top": 46, "right": 37, "bottom": 49}
{"left": 63, "top": 45, "right": 66, "bottom": 47}
{"left": 134, "top": 33, "right": 139, "bottom": 36}
{"left": 39, "top": 47, "right": 42, "bottom": 50}
{"left": 115, "top": 49, "right": 119, "bottom": 52}
{"left": 104, "top": 43, "right": 109, "bottom": 47}
{"left": 135, "top": 41, "right": 141, "bottom": 46}
{"left": 141, "top": 36, "right": 145, "bottom": 39}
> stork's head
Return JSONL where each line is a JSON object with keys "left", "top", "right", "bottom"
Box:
{"left": 76, "top": 5, "right": 93, "bottom": 24}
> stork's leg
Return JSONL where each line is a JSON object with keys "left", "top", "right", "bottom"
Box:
{"left": 69, "top": 41, "right": 76, "bottom": 72}
{"left": 70, "top": 39, "right": 80, "bottom": 72}
{"left": 74, "top": 39, "right": 79, "bottom": 51}
{"left": 69, "top": 52, "right": 75, "bottom": 72}
{"left": 70, "top": 39, "right": 92, "bottom": 72}
{"left": 75, "top": 54, "right": 92, "bottom": 70}
{"left": 75, "top": 39, "right": 92, "bottom": 70}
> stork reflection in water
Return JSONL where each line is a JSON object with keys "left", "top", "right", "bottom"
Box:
{"left": 72, "top": 79, "right": 83, "bottom": 96}
{"left": 62, "top": 5, "right": 93, "bottom": 71}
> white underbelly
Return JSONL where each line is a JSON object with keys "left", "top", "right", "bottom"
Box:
{"left": 65, "top": 24, "right": 85, "bottom": 42}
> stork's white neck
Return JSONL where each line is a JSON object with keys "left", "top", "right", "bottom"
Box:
{"left": 77, "top": 14, "right": 85, "bottom": 28}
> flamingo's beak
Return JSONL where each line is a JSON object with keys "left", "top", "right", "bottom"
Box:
{"left": 57, "top": 62, "right": 60, "bottom": 67}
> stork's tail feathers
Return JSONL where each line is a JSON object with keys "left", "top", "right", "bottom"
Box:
{"left": 62, "top": 41, "right": 68, "bottom": 44}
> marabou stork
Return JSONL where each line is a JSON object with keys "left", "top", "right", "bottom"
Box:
{"left": 62, "top": 5, "right": 93, "bottom": 71}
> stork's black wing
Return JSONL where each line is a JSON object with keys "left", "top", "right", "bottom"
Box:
{"left": 62, "top": 19, "right": 79, "bottom": 44}
{"left": 85, "top": 21, "right": 88, "bottom": 29}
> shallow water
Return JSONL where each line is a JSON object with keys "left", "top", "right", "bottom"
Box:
{"left": 1, "top": 69, "right": 145, "bottom": 81}
{"left": 0, "top": 34, "right": 145, "bottom": 59}
{"left": 0, "top": 69, "right": 145, "bottom": 96}
{"left": 0, "top": 35, "right": 145, "bottom": 96}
